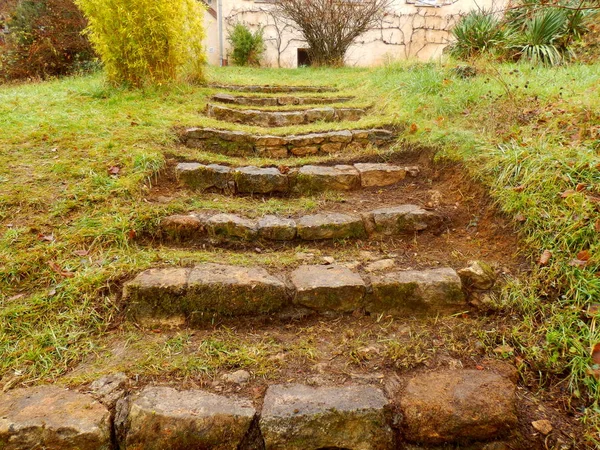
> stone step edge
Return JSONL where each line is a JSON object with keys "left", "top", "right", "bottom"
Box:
{"left": 160, "top": 204, "right": 442, "bottom": 243}
{"left": 175, "top": 161, "right": 420, "bottom": 194}
{"left": 0, "top": 369, "right": 518, "bottom": 450}
{"left": 123, "top": 264, "right": 465, "bottom": 322}
{"left": 205, "top": 103, "right": 366, "bottom": 127}
{"left": 211, "top": 93, "right": 354, "bottom": 106}
{"left": 181, "top": 127, "right": 396, "bottom": 157}
{"left": 208, "top": 83, "right": 339, "bottom": 93}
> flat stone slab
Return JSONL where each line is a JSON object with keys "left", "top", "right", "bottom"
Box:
{"left": 296, "top": 212, "right": 366, "bottom": 240}
{"left": 175, "top": 162, "right": 232, "bottom": 191}
{"left": 209, "top": 84, "right": 338, "bottom": 93}
{"left": 258, "top": 215, "right": 297, "bottom": 241}
{"left": 206, "top": 213, "right": 258, "bottom": 240}
{"left": 366, "top": 205, "right": 442, "bottom": 234}
{"left": 290, "top": 265, "right": 366, "bottom": 311}
{"left": 181, "top": 127, "right": 396, "bottom": 157}
{"left": 355, "top": 163, "right": 407, "bottom": 187}
{"left": 260, "top": 384, "right": 393, "bottom": 450}
{"left": 211, "top": 93, "right": 353, "bottom": 106}
{"left": 117, "top": 386, "right": 255, "bottom": 450}
{"left": 0, "top": 386, "right": 111, "bottom": 450}
{"left": 124, "top": 264, "right": 288, "bottom": 323}
{"left": 366, "top": 268, "right": 465, "bottom": 316}
{"left": 291, "top": 165, "right": 361, "bottom": 193}
{"left": 233, "top": 166, "right": 288, "bottom": 194}
{"left": 160, "top": 214, "right": 204, "bottom": 241}
{"left": 399, "top": 370, "right": 517, "bottom": 444}
{"left": 206, "top": 104, "right": 365, "bottom": 127}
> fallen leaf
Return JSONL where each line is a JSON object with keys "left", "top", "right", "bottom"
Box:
{"left": 38, "top": 233, "right": 55, "bottom": 242}
{"left": 561, "top": 189, "right": 576, "bottom": 198}
{"left": 515, "top": 213, "right": 526, "bottom": 222}
{"left": 128, "top": 229, "right": 137, "bottom": 240}
{"left": 7, "top": 294, "right": 25, "bottom": 302}
{"left": 577, "top": 250, "right": 591, "bottom": 261}
{"left": 278, "top": 165, "right": 290, "bottom": 174}
{"left": 576, "top": 183, "right": 587, "bottom": 192}
{"left": 108, "top": 166, "right": 121, "bottom": 175}
{"left": 475, "top": 365, "right": 484, "bottom": 370}
{"left": 595, "top": 220, "right": 600, "bottom": 233}
{"left": 48, "top": 261, "right": 74, "bottom": 278}
{"left": 409, "top": 123, "right": 418, "bottom": 134}
{"left": 586, "top": 303, "right": 600, "bottom": 318}
{"left": 512, "top": 184, "right": 526, "bottom": 192}
{"left": 532, "top": 419, "right": 553, "bottom": 435}
{"left": 539, "top": 250, "right": 552, "bottom": 266}
{"left": 73, "top": 250, "right": 89, "bottom": 257}
{"left": 494, "top": 345, "right": 514, "bottom": 354}
{"left": 592, "top": 343, "right": 600, "bottom": 365}
{"left": 569, "top": 259, "right": 588, "bottom": 268}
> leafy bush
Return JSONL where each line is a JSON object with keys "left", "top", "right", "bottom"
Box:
{"left": 0, "top": 0, "right": 94, "bottom": 81}
{"left": 75, "top": 0, "right": 206, "bottom": 87}
{"left": 227, "top": 23, "right": 264, "bottom": 67}
{"left": 450, "top": 9, "right": 507, "bottom": 58}
{"left": 510, "top": 9, "right": 568, "bottom": 65}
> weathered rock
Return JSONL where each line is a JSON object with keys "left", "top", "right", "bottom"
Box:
{"left": 399, "top": 370, "right": 517, "bottom": 444}
{"left": 124, "top": 267, "right": 191, "bottom": 323}
{"left": 296, "top": 212, "right": 366, "bottom": 240}
{"left": 256, "top": 146, "right": 288, "bottom": 158}
{"left": 212, "top": 94, "right": 353, "bottom": 107}
{"left": 366, "top": 205, "right": 442, "bottom": 235}
{"left": 234, "top": 166, "right": 288, "bottom": 194}
{"left": 320, "top": 142, "right": 343, "bottom": 153}
{"left": 186, "top": 264, "right": 288, "bottom": 321}
{"left": 222, "top": 370, "right": 251, "bottom": 385}
{"left": 0, "top": 386, "right": 111, "bottom": 450}
{"left": 89, "top": 372, "right": 129, "bottom": 409}
{"left": 290, "top": 265, "right": 366, "bottom": 311}
{"left": 336, "top": 108, "right": 365, "bottom": 121}
{"left": 458, "top": 260, "right": 497, "bottom": 290}
{"left": 117, "top": 386, "right": 255, "bottom": 450}
{"left": 289, "top": 146, "right": 319, "bottom": 156}
{"left": 260, "top": 384, "right": 393, "bottom": 450}
{"left": 354, "top": 163, "right": 407, "bottom": 187}
{"left": 366, "top": 268, "right": 465, "bottom": 316}
{"left": 304, "top": 107, "right": 336, "bottom": 123}
{"left": 258, "top": 215, "right": 297, "bottom": 241}
{"left": 206, "top": 213, "right": 258, "bottom": 240}
{"left": 291, "top": 165, "right": 361, "bottom": 193}
{"left": 365, "top": 259, "right": 396, "bottom": 272}
{"left": 160, "top": 214, "right": 204, "bottom": 240}
{"left": 176, "top": 163, "right": 233, "bottom": 191}
{"left": 209, "top": 84, "right": 338, "bottom": 93}
{"left": 255, "top": 135, "right": 287, "bottom": 147}
{"left": 532, "top": 419, "right": 553, "bottom": 435}
{"left": 124, "top": 264, "right": 288, "bottom": 322}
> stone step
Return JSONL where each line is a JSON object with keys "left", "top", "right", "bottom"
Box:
{"left": 181, "top": 127, "right": 395, "bottom": 157}
{"left": 211, "top": 92, "right": 354, "bottom": 107}
{"left": 160, "top": 204, "right": 442, "bottom": 244}
{"left": 209, "top": 83, "right": 338, "bottom": 93}
{"left": 205, "top": 104, "right": 365, "bottom": 127}
{"left": 123, "top": 263, "right": 464, "bottom": 325}
{"left": 175, "top": 162, "right": 419, "bottom": 194}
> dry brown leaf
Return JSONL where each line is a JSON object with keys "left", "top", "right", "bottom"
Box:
{"left": 577, "top": 250, "right": 591, "bottom": 261}
{"left": 539, "top": 250, "right": 552, "bottom": 266}
{"left": 561, "top": 189, "right": 576, "bottom": 198}
{"left": 592, "top": 343, "right": 600, "bottom": 365}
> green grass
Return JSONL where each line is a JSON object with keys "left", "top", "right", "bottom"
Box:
{"left": 1, "top": 61, "right": 599, "bottom": 439}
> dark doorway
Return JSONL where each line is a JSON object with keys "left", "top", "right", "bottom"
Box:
{"left": 297, "top": 48, "right": 311, "bottom": 67}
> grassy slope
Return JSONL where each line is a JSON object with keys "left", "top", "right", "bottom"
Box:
{"left": 0, "top": 63, "right": 599, "bottom": 430}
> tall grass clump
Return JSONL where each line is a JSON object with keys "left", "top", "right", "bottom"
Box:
{"left": 450, "top": 9, "right": 507, "bottom": 58}
{"left": 75, "top": 0, "right": 206, "bottom": 87}
{"left": 227, "top": 23, "right": 264, "bottom": 67}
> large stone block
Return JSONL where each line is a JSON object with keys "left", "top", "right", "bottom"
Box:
{"left": 354, "top": 163, "right": 407, "bottom": 187}
{"left": 398, "top": 370, "right": 517, "bottom": 444}
{"left": 257, "top": 215, "right": 297, "bottom": 241}
{"left": 206, "top": 213, "right": 258, "bottom": 240}
{"left": 291, "top": 165, "right": 361, "bottom": 193}
{"left": 260, "top": 384, "right": 393, "bottom": 450}
{"left": 366, "top": 205, "right": 442, "bottom": 235}
{"left": 117, "top": 386, "right": 255, "bottom": 450}
{"left": 0, "top": 386, "right": 111, "bottom": 450}
{"left": 290, "top": 265, "right": 366, "bottom": 311}
{"left": 186, "top": 264, "right": 288, "bottom": 320}
{"left": 233, "top": 166, "right": 288, "bottom": 194}
{"left": 366, "top": 268, "right": 465, "bottom": 316}
{"left": 160, "top": 214, "right": 204, "bottom": 241}
{"left": 176, "top": 163, "right": 233, "bottom": 191}
{"left": 296, "top": 212, "right": 366, "bottom": 240}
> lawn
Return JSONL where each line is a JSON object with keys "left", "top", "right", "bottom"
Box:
{"left": 1, "top": 62, "right": 599, "bottom": 440}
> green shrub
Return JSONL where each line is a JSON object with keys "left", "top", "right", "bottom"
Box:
{"left": 450, "top": 9, "right": 507, "bottom": 59}
{"left": 0, "top": 0, "right": 94, "bottom": 81}
{"left": 75, "top": 0, "right": 206, "bottom": 87}
{"left": 227, "top": 23, "right": 264, "bottom": 67}
{"left": 510, "top": 9, "right": 569, "bottom": 65}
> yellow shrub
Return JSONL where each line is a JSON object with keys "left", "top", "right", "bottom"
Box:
{"left": 75, "top": 0, "right": 206, "bottom": 86}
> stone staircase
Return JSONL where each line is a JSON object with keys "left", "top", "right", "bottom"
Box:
{"left": 0, "top": 83, "right": 565, "bottom": 449}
